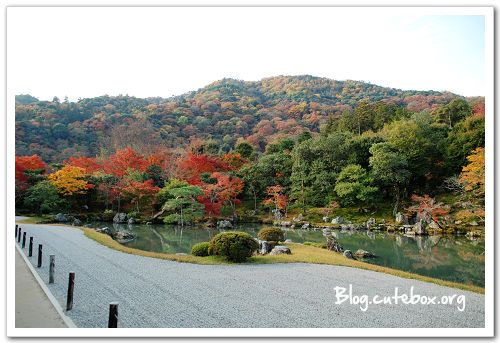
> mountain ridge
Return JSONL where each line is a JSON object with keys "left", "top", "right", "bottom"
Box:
{"left": 15, "top": 75, "right": 479, "bottom": 162}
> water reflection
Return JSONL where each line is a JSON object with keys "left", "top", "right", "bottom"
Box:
{"left": 87, "top": 222, "right": 485, "bottom": 287}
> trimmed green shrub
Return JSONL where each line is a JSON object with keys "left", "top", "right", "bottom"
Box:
{"left": 191, "top": 242, "right": 210, "bottom": 257}
{"left": 208, "top": 231, "right": 259, "bottom": 262}
{"left": 257, "top": 227, "right": 285, "bottom": 242}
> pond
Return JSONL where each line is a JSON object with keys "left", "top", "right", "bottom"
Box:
{"left": 86, "top": 222, "right": 485, "bottom": 287}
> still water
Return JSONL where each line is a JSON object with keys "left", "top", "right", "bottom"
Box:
{"left": 87, "top": 222, "right": 485, "bottom": 287}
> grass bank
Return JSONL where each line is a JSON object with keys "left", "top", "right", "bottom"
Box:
{"left": 83, "top": 228, "right": 484, "bottom": 294}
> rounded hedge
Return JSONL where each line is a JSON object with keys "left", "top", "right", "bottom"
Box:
{"left": 191, "top": 242, "right": 210, "bottom": 257}
{"left": 208, "top": 231, "right": 259, "bottom": 262}
{"left": 257, "top": 227, "right": 285, "bottom": 242}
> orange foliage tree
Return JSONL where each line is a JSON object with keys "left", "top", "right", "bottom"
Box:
{"left": 405, "top": 194, "right": 450, "bottom": 223}
{"left": 262, "top": 185, "right": 289, "bottom": 217}
{"left": 48, "top": 166, "right": 94, "bottom": 196}
{"left": 120, "top": 179, "right": 160, "bottom": 213}
{"left": 459, "top": 147, "right": 485, "bottom": 198}
{"left": 198, "top": 172, "right": 244, "bottom": 219}
{"left": 104, "top": 147, "right": 147, "bottom": 178}
{"left": 66, "top": 156, "right": 101, "bottom": 174}
{"left": 15, "top": 155, "right": 47, "bottom": 189}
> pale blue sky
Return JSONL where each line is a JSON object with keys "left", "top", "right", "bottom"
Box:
{"left": 8, "top": 8, "right": 487, "bottom": 100}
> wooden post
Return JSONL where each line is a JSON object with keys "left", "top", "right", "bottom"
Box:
{"left": 66, "top": 272, "right": 75, "bottom": 311}
{"left": 15, "top": 225, "right": 18, "bottom": 238}
{"left": 49, "top": 255, "right": 55, "bottom": 284}
{"left": 28, "top": 237, "right": 33, "bottom": 257}
{"left": 17, "top": 228, "right": 21, "bottom": 243}
{"left": 22, "top": 232, "right": 26, "bottom": 248}
{"left": 108, "top": 302, "right": 118, "bottom": 328}
{"left": 37, "top": 244, "right": 42, "bottom": 268}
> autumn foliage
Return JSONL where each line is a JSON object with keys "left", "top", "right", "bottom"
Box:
{"left": 459, "top": 147, "right": 485, "bottom": 198}
{"left": 406, "top": 194, "right": 450, "bottom": 222}
{"left": 48, "top": 166, "right": 94, "bottom": 196}
{"left": 15, "top": 155, "right": 46, "bottom": 185}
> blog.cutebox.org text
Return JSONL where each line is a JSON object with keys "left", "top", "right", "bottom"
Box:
{"left": 333, "top": 285, "right": 466, "bottom": 312}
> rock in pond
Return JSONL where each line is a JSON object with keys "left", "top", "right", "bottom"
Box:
{"left": 301, "top": 223, "right": 311, "bottom": 230}
{"left": 269, "top": 245, "right": 291, "bottom": 255}
{"left": 354, "top": 249, "right": 376, "bottom": 258}
{"left": 414, "top": 219, "right": 428, "bottom": 235}
{"left": 113, "top": 230, "right": 135, "bottom": 243}
{"left": 96, "top": 227, "right": 111, "bottom": 235}
{"left": 326, "top": 236, "right": 344, "bottom": 252}
{"left": 331, "top": 216, "right": 345, "bottom": 225}
{"left": 128, "top": 217, "right": 136, "bottom": 224}
{"left": 343, "top": 250, "right": 355, "bottom": 259}
{"left": 113, "top": 212, "right": 127, "bottom": 224}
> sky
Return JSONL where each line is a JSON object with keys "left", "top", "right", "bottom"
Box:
{"left": 8, "top": 7, "right": 486, "bottom": 101}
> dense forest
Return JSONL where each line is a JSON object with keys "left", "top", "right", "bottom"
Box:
{"left": 15, "top": 75, "right": 485, "bottom": 226}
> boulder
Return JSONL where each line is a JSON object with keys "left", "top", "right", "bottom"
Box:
{"left": 343, "top": 250, "right": 355, "bottom": 259}
{"left": 272, "top": 209, "right": 283, "bottom": 220}
{"left": 72, "top": 218, "right": 83, "bottom": 226}
{"left": 128, "top": 217, "right": 136, "bottom": 225}
{"left": 414, "top": 219, "right": 428, "bottom": 235}
{"left": 301, "top": 223, "right": 311, "bottom": 230}
{"left": 454, "top": 220, "right": 463, "bottom": 225}
{"left": 326, "top": 236, "right": 344, "bottom": 252}
{"left": 217, "top": 220, "right": 233, "bottom": 229}
{"left": 279, "top": 221, "right": 292, "bottom": 227}
{"left": 269, "top": 245, "right": 291, "bottom": 255}
{"left": 293, "top": 213, "right": 304, "bottom": 222}
{"left": 469, "top": 221, "right": 479, "bottom": 226}
{"left": 322, "top": 216, "right": 329, "bottom": 223}
{"left": 113, "top": 212, "right": 127, "bottom": 224}
{"left": 258, "top": 240, "right": 274, "bottom": 254}
{"left": 146, "top": 222, "right": 152, "bottom": 225}
{"left": 55, "top": 213, "right": 70, "bottom": 222}
{"left": 284, "top": 239, "right": 292, "bottom": 243}
{"left": 395, "top": 212, "right": 408, "bottom": 224}
{"left": 331, "top": 216, "right": 345, "bottom": 225}
{"left": 354, "top": 249, "right": 376, "bottom": 258}
{"left": 366, "top": 217, "right": 376, "bottom": 230}
{"left": 322, "top": 228, "right": 332, "bottom": 236}
{"left": 96, "top": 227, "right": 111, "bottom": 235}
{"left": 113, "top": 230, "right": 135, "bottom": 243}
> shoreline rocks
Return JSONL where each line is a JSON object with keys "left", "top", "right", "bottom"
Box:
{"left": 269, "top": 245, "right": 291, "bottom": 255}
{"left": 113, "top": 212, "right": 127, "bottom": 224}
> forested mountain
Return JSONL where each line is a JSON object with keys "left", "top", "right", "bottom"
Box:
{"left": 15, "top": 75, "right": 481, "bottom": 163}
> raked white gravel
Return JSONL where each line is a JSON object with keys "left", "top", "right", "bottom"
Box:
{"left": 14, "top": 222, "right": 484, "bottom": 328}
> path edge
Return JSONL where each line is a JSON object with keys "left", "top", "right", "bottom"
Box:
{"left": 15, "top": 244, "right": 77, "bottom": 328}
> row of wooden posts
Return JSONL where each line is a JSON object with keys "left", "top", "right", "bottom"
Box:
{"left": 16, "top": 224, "right": 119, "bottom": 328}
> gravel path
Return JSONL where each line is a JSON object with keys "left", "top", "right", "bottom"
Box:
{"left": 15, "top": 222, "right": 485, "bottom": 328}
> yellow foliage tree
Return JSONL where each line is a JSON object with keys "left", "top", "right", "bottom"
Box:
{"left": 459, "top": 147, "right": 485, "bottom": 198}
{"left": 48, "top": 166, "right": 93, "bottom": 196}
